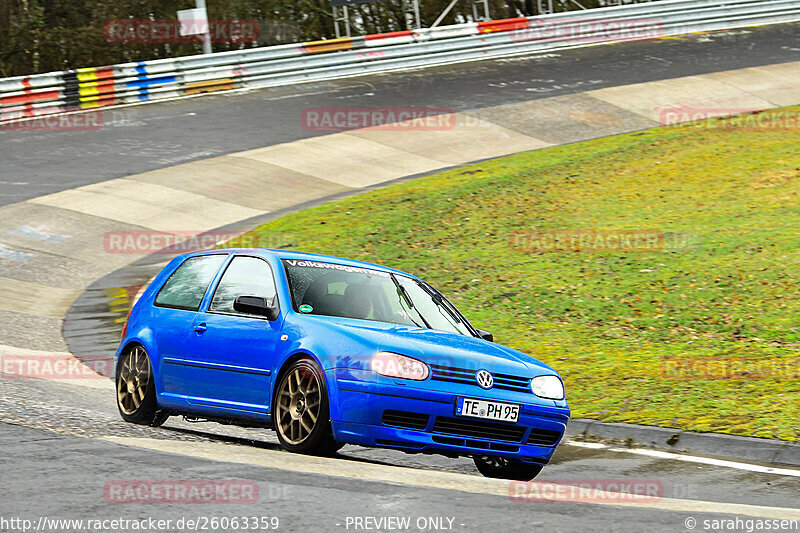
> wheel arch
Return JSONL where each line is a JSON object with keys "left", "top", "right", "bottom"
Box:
{"left": 271, "top": 350, "right": 327, "bottom": 425}
{"left": 116, "top": 335, "right": 162, "bottom": 396}
{"left": 116, "top": 339, "right": 147, "bottom": 371}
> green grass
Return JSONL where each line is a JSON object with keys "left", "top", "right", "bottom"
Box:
{"left": 224, "top": 107, "right": 800, "bottom": 441}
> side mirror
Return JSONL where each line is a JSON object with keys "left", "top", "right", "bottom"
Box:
{"left": 234, "top": 295, "right": 280, "bottom": 321}
{"left": 477, "top": 329, "right": 494, "bottom": 342}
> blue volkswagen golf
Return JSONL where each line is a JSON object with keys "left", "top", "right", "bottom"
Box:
{"left": 115, "top": 249, "right": 570, "bottom": 480}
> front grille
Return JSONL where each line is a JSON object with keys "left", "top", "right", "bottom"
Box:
{"left": 432, "top": 435, "right": 463, "bottom": 446}
{"left": 432, "top": 436, "right": 520, "bottom": 453}
{"left": 428, "top": 364, "right": 531, "bottom": 393}
{"left": 526, "top": 428, "right": 563, "bottom": 446}
{"left": 433, "top": 416, "right": 527, "bottom": 443}
{"left": 382, "top": 410, "right": 430, "bottom": 430}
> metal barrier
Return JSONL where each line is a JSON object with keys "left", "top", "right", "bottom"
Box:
{"left": 1, "top": 0, "right": 798, "bottom": 124}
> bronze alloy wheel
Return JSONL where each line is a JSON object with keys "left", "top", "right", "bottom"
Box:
{"left": 276, "top": 364, "right": 322, "bottom": 445}
{"left": 116, "top": 345, "right": 167, "bottom": 427}
{"left": 273, "top": 358, "right": 341, "bottom": 455}
{"left": 117, "top": 345, "right": 151, "bottom": 415}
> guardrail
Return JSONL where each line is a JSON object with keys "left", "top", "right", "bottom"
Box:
{"left": 1, "top": 0, "right": 799, "bottom": 124}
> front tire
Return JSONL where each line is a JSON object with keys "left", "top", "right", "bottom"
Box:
{"left": 473, "top": 456, "right": 544, "bottom": 481}
{"left": 116, "top": 345, "right": 167, "bottom": 427}
{"left": 274, "top": 358, "right": 341, "bottom": 455}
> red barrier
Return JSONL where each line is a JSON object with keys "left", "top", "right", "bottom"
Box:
{"left": 366, "top": 30, "right": 414, "bottom": 41}
{"left": 0, "top": 78, "right": 60, "bottom": 106}
{"left": 477, "top": 17, "right": 530, "bottom": 34}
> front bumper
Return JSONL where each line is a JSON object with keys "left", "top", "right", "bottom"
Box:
{"left": 326, "top": 368, "right": 570, "bottom": 462}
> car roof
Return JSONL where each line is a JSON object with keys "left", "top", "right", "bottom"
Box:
{"left": 180, "top": 248, "right": 418, "bottom": 278}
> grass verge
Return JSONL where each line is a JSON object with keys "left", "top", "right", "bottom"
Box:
{"left": 224, "top": 106, "right": 800, "bottom": 441}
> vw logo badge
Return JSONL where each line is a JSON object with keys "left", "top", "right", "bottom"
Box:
{"left": 476, "top": 369, "right": 493, "bottom": 390}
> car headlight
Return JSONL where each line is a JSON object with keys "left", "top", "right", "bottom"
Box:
{"left": 371, "top": 352, "right": 429, "bottom": 381}
{"left": 531, "top": 375, "right": 564, "bottom": 400}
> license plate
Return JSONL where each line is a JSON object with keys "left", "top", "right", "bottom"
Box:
{"left": 455, "top": 397, "right": 520, "bottom": 423}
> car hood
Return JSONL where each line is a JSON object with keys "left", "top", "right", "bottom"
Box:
{"left": 302, "top": 315, "right": 558, "bottom": 378}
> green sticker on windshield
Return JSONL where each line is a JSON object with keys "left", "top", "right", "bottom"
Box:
{"left": 299, "top": 304, "right": 313, "bottom": 314}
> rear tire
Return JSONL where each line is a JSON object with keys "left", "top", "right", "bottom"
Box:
{"left": 116, "top": 345, "right": 168, "bottom": 427}
{"left": 274, "top": 358, "right": 341, "bottom": 455}
{"left": 473, "top": 456, "right": 544, "bottom": 481}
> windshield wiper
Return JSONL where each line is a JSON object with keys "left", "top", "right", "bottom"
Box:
{"left": 416, "top": 280, "right": 480, "bottom": 337}
{"left": 390, "top": 273, "right": 431, "bottom": 329}
{"left": 417, "top": 280, "right": 463, "bottom": 324}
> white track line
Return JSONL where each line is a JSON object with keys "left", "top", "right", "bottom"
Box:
{"left": 567, "top": 440, "right": 800, "bottom": 478}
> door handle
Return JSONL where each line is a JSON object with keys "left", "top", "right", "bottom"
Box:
{"left": 194, "top": 323, "right": 208, "bottom": 334}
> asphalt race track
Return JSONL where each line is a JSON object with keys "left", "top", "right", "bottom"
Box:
{"left": 1, "top": 23, "right": 799, "bottom": 205}
{"left": 3, "top": 378, "right": 800, "bottom": 532}
{"left": 1, "top": 22, "right": 799, "bottom": 533}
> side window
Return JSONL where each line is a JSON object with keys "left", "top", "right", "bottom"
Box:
{"left": 210, "top": 256, "right": 278, "bottom": 315}
{"left": 155, "top": 255, "right": 226, "bottom": 311}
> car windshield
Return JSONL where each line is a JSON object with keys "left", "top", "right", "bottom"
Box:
{"left": 282, "top": 259, "right": 475, "bottom": 336}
